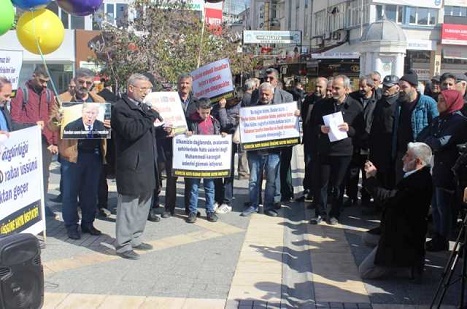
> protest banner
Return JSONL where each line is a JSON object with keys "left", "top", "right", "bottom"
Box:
{"left": 191, "top": 58, "right": 234, "bottom": 102}
{"left": 61, "top": 102, "right": 111, "bottom": 139}
{"left": 0, "top": 126, "right": 45, "bottom": 236}
{"left": 239, "top": 102, "right": 300, "bottom": 150}
{"left": 0, "top": 50, "right": 23, "bottom": 89}
{"left": 143, "top": 92, "right": 188, "bottom": 134}
{"left": 172, "top": 134, "right": 232, "bottom": 178}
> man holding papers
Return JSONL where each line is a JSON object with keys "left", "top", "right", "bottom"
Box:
{"left": 309, "top": 75, "right": 364, "bottom": 225}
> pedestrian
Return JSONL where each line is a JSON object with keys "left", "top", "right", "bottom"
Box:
{"left": 185, "top": 98, "right": 226, "bottom": 223}
{"left": 111, "top": 73, "right": 160, "bottom": 260}
{"left": 10, "top": 65, "right": 58, "bottom": 218}
{"left": 359, "top": 142, "right": 433, "bottom": 280}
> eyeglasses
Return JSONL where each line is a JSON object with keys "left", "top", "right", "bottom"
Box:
{"left": 265, "top": 76, "right": 275, "bottom": 81}
{"left": 77, "top": 79, "right": 93, "bottom": 85}
{"left": 131, "top": 85, "right": 152, "bottom": 93}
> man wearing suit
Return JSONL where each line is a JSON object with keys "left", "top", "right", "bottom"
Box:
{"left": 0, "top": 77, "right": 13, "bottom": 134}
{"left": 112, "top": 73, "right": 160, "bottom": 260}
{"left": 263, "top": 68, "right": 295, "bottom": 204}
{"left": 359, "top": 142, "right": 433, "bottom": 280}
{"left": 63, "top": 103, "right": 108, "bottom": 139}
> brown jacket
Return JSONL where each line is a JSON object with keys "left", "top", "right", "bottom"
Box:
{"left": 49, "top": 91, "right": 107, "bottom": 163}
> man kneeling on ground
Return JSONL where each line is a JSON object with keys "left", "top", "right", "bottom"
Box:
{"left": 359, "top": 142, "right": 433, "bottom": 279}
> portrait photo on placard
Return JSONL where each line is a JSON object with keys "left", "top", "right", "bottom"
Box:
{"left": 61, "top": 102, "right": 111, "bottom": 139}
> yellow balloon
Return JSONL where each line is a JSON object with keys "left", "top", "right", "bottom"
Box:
{"left": 16, "top": 9, "right": 65, "bottom": 55}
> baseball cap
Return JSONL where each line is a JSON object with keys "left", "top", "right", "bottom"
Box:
{"left": 431, "top": 75, "right": 441, "bottom": 83}
{"left": 455, "top": 73, "right": 467, "bottom": 82}
{"left": 382, "top": 75, "right": 399, "bottom": 87}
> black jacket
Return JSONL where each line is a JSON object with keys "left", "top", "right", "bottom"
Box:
{"left": 312, "top": 95, "right": 364, "bottom": 157}
{"left": 111, "top": 94, "right": 159, "bottom": 195}
{"left": 365, "top": 166, "right": 432, "bottom": 267}
{"left": 369, "top": 94, "right": 399, "bottom": 171}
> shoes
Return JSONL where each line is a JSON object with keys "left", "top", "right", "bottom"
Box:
{"left": 367, "top": 226, "right": 382, "bottom": 235}
{"left": 213, "top": 202, "right": 220, "bottom": 212}
{"left": 50, "top": 194, "right": 62, "bottom": 203}
{"left": 304, "top": 195, "right": 314, "bottom": 203}
{"left": 265, "top": 209, "right": 278, "bottom": 217}
{"left": 186, "top": 212, "right": 197, "bottom": 223}
{"left": 328, "top": 217, "right": 339, "bottom": 225}
{"left": 133, "top": 243, "right": 153, "bottom": 251}
{"left": 216, "top": 204, "right": 232, "bottom": 214}
{"left": 161, "top": 211, "right": 172, "bottom": 218}
{"left": 185, "top": 209, "right": 201, "bottom": 217}
{"left": 274, "top": 203, "right": 282, "bottom": 210}
{"left": 147, "top": 208, "right": 161, "bottom": 222}
{"left": 45, "top": 206, "right": 57, "bottom": 218}
{"left": 67, "top": 227, "right": 81, "bottom": 240}
{"left": 281, "top": 196, "right": 294, "bottom": 203}
{"left": 81, "top": 224, "right": 102, "bottom": 236}
{"left": 295, "top": 195, "right": 306, "bottom": 202}
{"left": 426, "top": 235, "right": 449, "bottom": 252}
{"left": 309, "top": 215, "right": 324, "bottom": 225}
{"left": 97, "top": 207, "right": 111, "bottom": 218}
{"left": 207, "top": 212, "right": 218, "bottom": 222}
{"left": 117, "top": 250, "right": 140, "bottom": 260}
{"left": 241, "top": 206, "right": 258, "bottom": 217}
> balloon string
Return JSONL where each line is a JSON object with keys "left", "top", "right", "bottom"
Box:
{"left": 31, "top": 9, "right": 61, "bottom": 104}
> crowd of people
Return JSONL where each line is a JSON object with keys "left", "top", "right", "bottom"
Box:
{"left": 0, "top": 66, "right": 466, "bottom": 276}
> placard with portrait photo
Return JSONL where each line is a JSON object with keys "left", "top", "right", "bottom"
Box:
{"left": 61, "top": 102, "right": 111, "bottom": 139}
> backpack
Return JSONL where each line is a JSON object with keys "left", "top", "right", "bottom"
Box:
{"left": 19, "top": 85, "right": 53, "bottom": 110}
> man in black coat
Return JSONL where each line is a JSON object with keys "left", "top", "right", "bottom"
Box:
{"left": 111, "top": 73, "right": 160, "bottom": 260}
{"left": 359, "top": 142, "right": 433, "bottom": 279}
{"left": 309, "top": 75, "right": 364, "bottom": 225}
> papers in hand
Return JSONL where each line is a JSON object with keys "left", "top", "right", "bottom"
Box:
{"left": 322, "top": 112, "right": 347, "bottom": 142}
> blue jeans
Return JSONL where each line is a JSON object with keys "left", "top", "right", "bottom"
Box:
{"left": 189, "top": 178, "right": 215, "bottom": 214}
{"left": 61, "top": 152, "right": 102, "bottom": 228}
{"left": 247, "top": 152, "right": 281, "bottom": 211}
{"left": 431, "top": 187, "right": 455, "bottom": 238}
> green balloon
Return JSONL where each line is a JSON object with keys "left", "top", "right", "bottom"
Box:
{"left": 0, "top": 0, "right": 15, "bottom": 36}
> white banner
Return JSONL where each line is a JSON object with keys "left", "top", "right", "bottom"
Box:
{"left": 0, "top": 50, "right": 23, "bottom": 89}
{"left": 0, "top": 126, "right": 45, "bottom": 236}
{"left": 172, "top": 134, "right": 232, "bottom": 178}
{"left": 239, "top": 102, "right": 300, "bottom": 150}
{"left": 191, "top": 58, "right": 234, "bottom": 101}
{"left": 143, "top": 92, "right": 188, "bottom": 134}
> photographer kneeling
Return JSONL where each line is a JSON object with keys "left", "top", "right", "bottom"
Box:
{"left": 359, "top": 142, "right": 433, "bottom": 280}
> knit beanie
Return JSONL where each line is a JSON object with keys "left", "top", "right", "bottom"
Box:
{"left": 399, "top": 72, "right": 418, "bottom": 87}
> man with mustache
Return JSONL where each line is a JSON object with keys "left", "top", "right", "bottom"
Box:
{"left": 50, "top": 68, "right": 108, "bottom": 240}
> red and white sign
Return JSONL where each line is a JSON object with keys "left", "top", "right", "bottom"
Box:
{"left": 442, "top": 24, "right": 467, "bottom": 46}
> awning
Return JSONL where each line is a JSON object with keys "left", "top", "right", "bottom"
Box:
{"left": 443, "top": 45, "right": 467, "bottom": 60}
{"left": 311, "top": 43, "right": 360, "bottom": 59}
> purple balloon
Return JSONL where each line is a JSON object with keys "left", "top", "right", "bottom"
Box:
{"left": 56, "top": 0, "right": 103, "bottom": 16}
{"left": 12, "top": 0, "right": 51, "bottom": 10}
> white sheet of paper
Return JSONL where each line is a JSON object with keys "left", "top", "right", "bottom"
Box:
{"left": 322, "top": 112, "right": 347, "bottom": 142}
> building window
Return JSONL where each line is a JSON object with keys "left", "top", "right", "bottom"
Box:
{"left": 408, "top": 7, "right": 437, "bottom": 26}
{"left": 445, "top": 6, "right": 467, "bottom": 17}
{"left": 314, "top": 9, "right": 326, "bottom": 36}
{"left": 346, "top": 0, "right": 370, "bottom": 28}
{"left": 71, "top": 15, "right": 85, "bottom": 29}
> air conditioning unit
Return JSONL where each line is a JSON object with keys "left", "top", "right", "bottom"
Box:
{"left": 323, "top": 32, "right": 331, "bottom": 40}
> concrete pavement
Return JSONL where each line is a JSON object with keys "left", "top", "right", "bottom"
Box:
{"left": 40, "top": 145, "right": 463, "bottom": 308}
